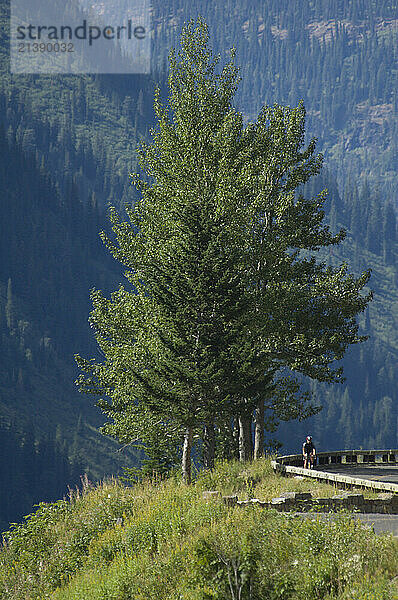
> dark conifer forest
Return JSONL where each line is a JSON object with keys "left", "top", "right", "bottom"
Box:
{"left": 0, "top": 0, "right": 397, "bottom": 527}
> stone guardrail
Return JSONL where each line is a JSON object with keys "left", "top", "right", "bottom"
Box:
{"left": 271, "top": 449, "right": 398, "bottom": 494}
{"left": 277, "top": 449, "right": 398, "bottom": 467}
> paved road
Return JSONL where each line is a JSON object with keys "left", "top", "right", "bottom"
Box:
{"left": 315, "top": 464, "right": 398, "bottom": 484}
{"left": 311, "top": 464, "right": 398, "bottom": 536}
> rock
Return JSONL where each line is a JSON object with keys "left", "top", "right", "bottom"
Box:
{"left": 202, "top": 491, "right": 221, "bottom": 501}
{"left": 313, "top": 498, "right": 333, "bottom": 512}
{"left": 280, "top": 491, "right": 312, "bottom": 501}
{"left": 377, "top": 493, "right": 398, "bottom": 507}
{"left": 332, "top": 492, "right": 364, "bottom": 505}
{"left": 363, "top": 499, "right": 377, "bottom": 513}
{"left": 222, "top": 495, "right": 238, "bottom": 507}
{"left": 331, "top": 495, "right": 347, "bottom": 505}
{"left": 271, "top": 497, "right": 287, "bottom": 505}
{"left": 250, "top": 498, "right": 268, "bottom": 507}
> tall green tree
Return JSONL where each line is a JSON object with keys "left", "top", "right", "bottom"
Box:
{"left": 76, "top": 18, "right": 371, "bottom": 482}
{"left": 233, "top": 103, "right": 372, "bottom": 459}
{"left": 77, "top": 19, "right": 252, "bottom": 483}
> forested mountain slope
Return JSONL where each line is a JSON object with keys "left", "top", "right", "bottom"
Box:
{"left": 151, "top": 0, "right": 397, "bottom": 201}
{"left": 0, "top": 418, "right": 83, "bottom": 532}
{"left": 0, "top": 126, "right": 140, "bottom": 476}
{"left": 0, "top": 1, "right": 158, "bottom": 524}
{"left": 0, "top": 0, "right": 397, "bottom": 526}
{"left": 280, "top": 172, "right": 398, "bottom": 452}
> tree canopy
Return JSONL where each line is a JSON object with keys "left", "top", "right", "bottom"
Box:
{"left": 76, "top": 18, "right": 371, "bottom": 483}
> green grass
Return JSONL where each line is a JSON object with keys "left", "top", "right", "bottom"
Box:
{"left": 1, "top": 459, "right": 397, "bottom": 600}
{"left": 195, "top": 458, "right": 381, "bottom": 501}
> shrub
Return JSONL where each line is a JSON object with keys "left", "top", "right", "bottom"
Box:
{"left": 88, "top": 526, "right": 126, "bottom": 566}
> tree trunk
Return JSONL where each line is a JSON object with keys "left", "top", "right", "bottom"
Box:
{"left": 182, "top": 426, "right": 193, "bottom": 484}
{"left": 233, "top": 417, "right": 240, "bottom": 460}
{"left": 239, "top": 414, "right": 253, "bottom": 462}
{"left": 203, "top": 421, "right": 215, "bottom": 469}
{"left": 254, "top": 398, "right": 265, "bottom": 459}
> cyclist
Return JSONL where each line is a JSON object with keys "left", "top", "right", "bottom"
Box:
{"left": 302, "top": 436, "right": 316, "bottom": 469}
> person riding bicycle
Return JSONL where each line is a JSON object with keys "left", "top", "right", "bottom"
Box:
{"left": 302, "top": 436, "right": 316, "bottom": 469}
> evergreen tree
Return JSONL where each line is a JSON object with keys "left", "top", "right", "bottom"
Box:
{"left": 227, "top": 101, "right": 371, "bottom": 458}
{"left": 76, "top": 19, "right": 371, "bottom": 481}
{"left": 77, "top": 19, "right": 251, "bottom": 482}
{"left": 5, "top": 278, "right": 15, "bottom": 331}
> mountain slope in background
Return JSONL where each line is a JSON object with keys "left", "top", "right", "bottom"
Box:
{"left": 151, "top": 0, "right": 397, "bottom": 201}
{"left": 0, "top": 125, "right": 140, "bottom": 478}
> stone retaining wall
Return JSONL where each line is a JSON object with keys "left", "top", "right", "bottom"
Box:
{"left": 203, "top": 449, "right": 398, "bottom": 514}
{"left": 203, "top": 490, "right": 398, "bottom": 514}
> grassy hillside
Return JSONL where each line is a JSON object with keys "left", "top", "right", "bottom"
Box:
{"left": 1, "top": 459, "right": 397, "bottom": 600}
